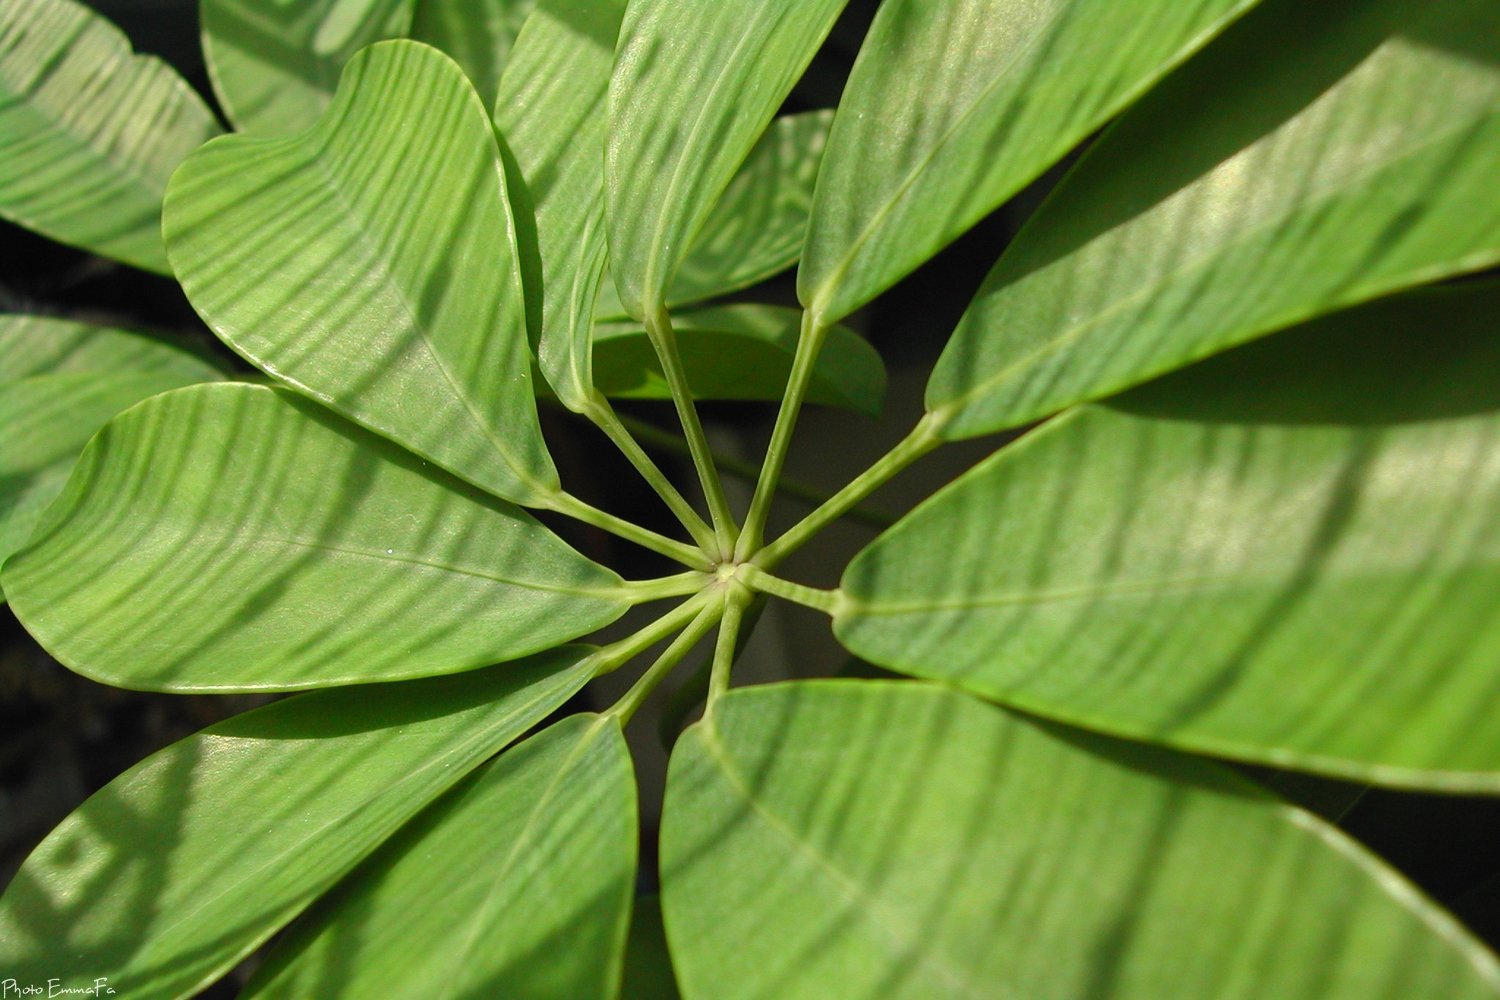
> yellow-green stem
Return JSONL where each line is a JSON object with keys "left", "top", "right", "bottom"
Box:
{"left": 644, "top": 304, "right": 739, "bottom": 556}
{"left": 584, "top": 392, "right": 719, "bottom": 553}
{"left": 735, "top": 311, "right": 829, "bottom": 561}
{"left": 608, "top": 600, "right": 723, "bottom": 725}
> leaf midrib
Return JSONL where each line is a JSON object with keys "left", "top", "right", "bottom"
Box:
{"left": 161, "top": 525, "right": 623, "bottom": 599}
{"left": 135, "top": 676, "right": 581, "bottom": 991}
{"left": 296, "top": 135, "right": 554, "bottom": 500}
{"left": 696, "top": 723, "right": 993, "bottom": 1000}
{"left": 933, "top": 98, "right": 1500, "bottom": 424}
{"left": 806, "top": 0, "right": 1069, "bottom": 317}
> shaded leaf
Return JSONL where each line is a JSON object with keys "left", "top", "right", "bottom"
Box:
{"left": 595, "top": 111, "right": 833, "bottom": 321}
{"left": 604, "top": 0, "right": 848, "bottom": 320}
{"left": 929, "top": 0, "right": 1500, "bottom": 438}
{"left": 800, "top": 0, "right": 1257, "bottom": 324}
{"left": 246, "top": 713, "right": 636, "bottom": 1000}
{"left": 662, "top": 681, "right": 1500, "bottom": 999}
{"left": 412, "top": 0, "right": 535, "bottom": 105}
{"left": 592, "top": 304, "right": 884, "bottom": 414}
{"left": 3, "top": 383, "right": 630, "bottom": 692}
{"left": 622, "top": 895, "right": 680, "bottom": 1000}
{"left": 0, "top": 648, "right": 593, "bottom": 1000}
{"left": 840, "top": 285, "right": 1500, "bottom": 790}
{"left": 202, "top": 0, "right": 414, "bottom": 134}
{"left": 0, "top": 0, "right": 221, "bottom": 271}
{"left": 0, "top": 316, "right": 222, "bottom": 595}
{"left": 494, "top": 0, "right": 625, "bottom": 411}
{"left": 166, "top": 41, "right": 558, "bottom": 505}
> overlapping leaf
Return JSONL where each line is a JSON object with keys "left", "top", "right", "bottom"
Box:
{"left": 246, "top": 714, "right": 636, "bottom": 999}
{"left": 928, "top": 0, "right": 1500, "bottom": 438}
{"left": 0, "top": 316, "right": 222, "bottom": 584}
{"left": 594, "top": 111, "right": 834, "bottom": 321}
{"left": 0, "top": 0, "right": 221, "bottom": 271}
{"left": 3, "top": 383, "right": 630, "bottom": 692}
{"left": 592, "top": 304, "right": 884, "bottom": 413}
{"left": 412, "top": 0, "right": 535, "bottom": 106}
{"left": 605, "top": 0, "right": 848, "bottom": 320}
{"left": 494, "top": 0, "right": 625, "bottom": 412}
{"left": 166, "top": 41, "right": 558, "bottom": 505}
{"left": 799, "top": 0, "right": 1258, "bottom": 324}
{"left": 663, "top": 681, "right": 1500, "bottom": 999}
{"left": 201, "top": 0, "right": 414, "bottom": 134}
{"left": 0, "top": 649, "right": 593, "bottom": 1000}
{"left": 840, "top": 285, "right": 1500, "bottom": 790}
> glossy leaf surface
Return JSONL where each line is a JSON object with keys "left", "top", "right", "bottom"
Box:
{"left": 494, "top": 0, "right": 625, "bottom": 411}
{"left": 3, "top": 383, "right": 628, "bottom": 692}
{"left": 0, "top": 317, "right": 222, "bottom": 582}
{"left": 929, "top": 0, "right": 1500, "bottom": 438}
{"left": 247, "top": 713, "right": 636, "bottom": 999}
{"left": 0, "top": 649, "right": 593, "bottom": 1000}
{"left": 412, "top": 0, "right": 535, "bottom": 105}
{"left": 0, "top": 0, "right": 220, "bottom": 271}
{"left": 166, "top": 41, "right": 557, "bottom": 504}
{"left": 799, "top": 0, "right": 1256, "bottom": 323}
{"left": 595, "top": 111, "right": 833, "bottom": 321}
{"left": 662, "top": 681, "right": 1500, "bottom": 999}
{"left": 202, "top": 0, "right": 413, "bottom": 134}
{"left": 605, "top": 0, "right": 848, "bottom": 319}
{"left": 842, "top": 286, "right": 1500, "bottom": 789}
{"left": 592, "top": 304, "right": 884, "bottom": 414}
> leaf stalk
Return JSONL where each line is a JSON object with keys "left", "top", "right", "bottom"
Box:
{"left": 644, "top": 304, "right": 740, "bottom": 556}
{"left": 754, "top": 412, "right": 942, "bottom": 569}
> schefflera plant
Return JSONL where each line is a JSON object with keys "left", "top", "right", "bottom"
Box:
{"left": 3, "top": 0, "right": 1500, "bottom": 998}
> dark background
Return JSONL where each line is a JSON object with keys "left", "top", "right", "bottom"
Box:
{"left": 3, "top": 1, "right": 1499, "bottom": 992}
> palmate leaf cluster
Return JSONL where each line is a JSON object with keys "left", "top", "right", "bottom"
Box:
{"left": 2, "top": 0, "right": 1500, "bottom": 997}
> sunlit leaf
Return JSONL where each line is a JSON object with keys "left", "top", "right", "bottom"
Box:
{"left": 494, "top": 0, "right": 625, "bottom": 412}
{"left": 201, "top": 0, "right": 414, "bottom": 134}
{"left": 663, "top": 681, "right": 1500, "bottom": 999}
{"left": 928, "top": 0, "right": 1500, "bottom": 438}
{"left": 166, "top": 41, "right": 558, "bottom": 505}
{"left": 0, "top": 0, "right": 221, "bottom": 271}
{"left": 604, "top": 0, "right": 848, "bottom": 320}
{"left": 592, "top": 304, "right": 884, "bottom": 414}
{"left": 0, "top": 316, "right": 222, "bottom": 594}
{"left": 841, "top": 285, "right": 1500, "bottom": 790}
{"left": 0, "top": 649, "right": 593, "bottom": 1000}
{"left": 412, "top": 0, "right": 535, "bottom": 105}
{"left": 3, "top": 383, "right": 631, "bottom": 692}
{"left": 799, "top": 0, "right": 1257, "bottom": 324}
{"left": 246, "top": 713, "right": 635, "bottom": 999}
{"left": 595, "top": 111, "right": 833, "bottom": 321}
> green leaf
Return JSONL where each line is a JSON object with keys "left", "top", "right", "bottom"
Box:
{"left": 0, "top": 0, "right": 221, "bottom": 272}
{"left": 3, "top": 383, "right": 631, "bottom": 692}
{"left": 928, "top": 0, "right": 1500, "bottom": 439}
{"left": 604, "top": 0, "right": 848, "bottom": 320}
{"left": 591, "top": 304, "right": 884, "bottom": 414}
{"left": 0, "top": 649, "right": 592, "bottom": 1000}
{"left": 166, "top": 41, "right": 558, "bottom": 505}
{"left": 839, "top": 284, "right": 1500, "bottom": 790}
{"left": 662, "top": 681, "right": 1500, "bottom": 1000}
{"left": 245, "top": 713, "right": 636, "bottom": 1000}
{"left": 201, "top": 0, "right": 414, "bottom": 134}
{"left": 595, "top": 110, "right": 834, "bottom": 322}
{"left": 412, "top": 0, "right": 535, "bottom": 106}
{"left": 799, "top": 0, "right": 1257, "bottom": 325}
{"left": 494, "top": 0, "right": 625, "bottom": 412}
{"left": 0, "top": 316, "right": 222, "bottom": 595}
{"left": 622, "top": 896, "right": 681, "bottom": 1000}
